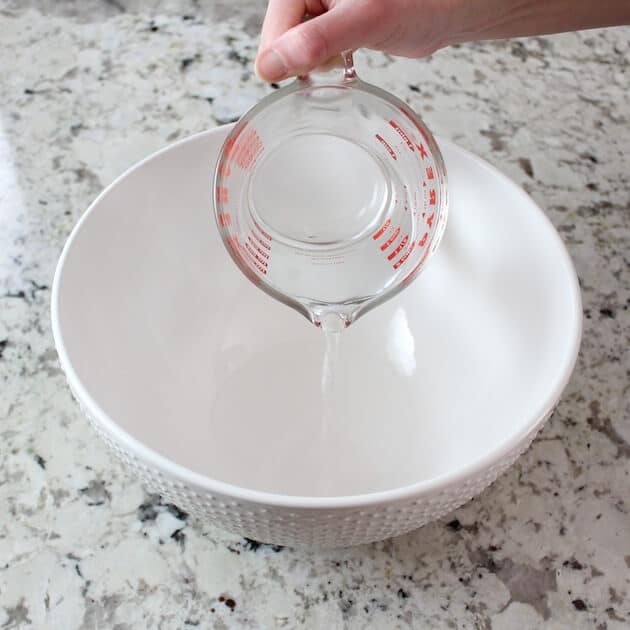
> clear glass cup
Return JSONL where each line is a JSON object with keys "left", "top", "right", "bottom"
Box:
{"left": 213, "top": 52, "right": 447, "bottom": 328}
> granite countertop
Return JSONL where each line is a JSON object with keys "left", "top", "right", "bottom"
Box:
{"left": 1, "top": 1, "right": 628, "bottom": 628}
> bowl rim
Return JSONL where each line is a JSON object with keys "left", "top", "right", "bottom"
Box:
{"left": 51, "top": 126, "right": 583, "bottom": 510}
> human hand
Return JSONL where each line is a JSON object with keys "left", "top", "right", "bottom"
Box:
{"left": 255, "top": 0, "right": 449, "bottom": 82}
{"left": 255, "top": 0, "right": 630, "bottom": 82}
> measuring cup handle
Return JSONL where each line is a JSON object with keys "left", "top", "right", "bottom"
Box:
{"left": 296, "top": 50, "right": 357, "bottom": 83}
{"left": 341, "top": 50, "right": 356, "bottom": 80}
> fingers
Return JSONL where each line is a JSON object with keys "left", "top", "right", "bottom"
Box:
{"left": 259, "top": 0, "right": 306, "bottom": 54}
{"left": 257, "top": 0, "right": 330, "bottom": 81}
{"left": 259, "top": 0, "right": 329, "bottom": 52}
{"left": 257, "top": 2, "right": 377, "bottom": 82}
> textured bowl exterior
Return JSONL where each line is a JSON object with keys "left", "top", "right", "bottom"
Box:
{"left": 62, "top": 360, "right": 550, "bottom": 548}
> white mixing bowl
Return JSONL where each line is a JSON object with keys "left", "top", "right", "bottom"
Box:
{"left": 51, "top": 126, "right": 581, "bottom": 548}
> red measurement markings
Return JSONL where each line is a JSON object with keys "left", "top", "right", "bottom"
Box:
{"left": 249, "top": 259, "right": 268, "bottom": 275}
{"left": 387, "top": 234, "right": 409, "bottom": 261}
{"left": 419, "top": 232, "right": 428, "bottom": 247}
{"left": 426, "top": 166, "right": 435, "bottom": 180}
{"left": 389, "top": 120, "right": 414, "bottom": 152}
{"left": 222, "top": 137, "right": 237, "bottom": 158}
{"left": 247, "top": 219, "right": 272, "bottom": 276}
{"left": 417, "top": 143, "right": 428, "bottom": 160}
{"left": 429, "top": 189, "right": 436, "bottom": 205}
{"left": 372, "top": 218, "right": 391, "bottom": 240}
{"left": 217, "top": 212, "right": 232, "bottom": 228}
{"left": 252, "top": 219, "right": 272, "bottom": 242}
{"left": 216, "top": 186, "right": 229, "bottom": 203}
{"left": 375, "top": 134, "right": 397, "bottom": 161}
{"left": 217, "top": 159, "right": 231, "bottom": 177}
{"left": 232, "top": 128, "right": 264, "bottom": 171}
{"left": 251, "top": 229, "right": 271, "bottom": 251}
{"left": 380, "top": 226, "right": 401, "bottom": 252}
{"left": 426, "top": 212, "right": 435, "bottom": 228}
{"left": 240, "top": 241, "right": 267, "bottom": 275}
{"left": 393, "top": 241, "right": 416, "bottom": 270}
{"left": 245, "top": 241, "right": 269, "bottom": 268}
{"left": 247, "top": 235, "right": 270, "bottom": 259}
{"left": 226, "top": 235, "right": 267, "bottom": 276}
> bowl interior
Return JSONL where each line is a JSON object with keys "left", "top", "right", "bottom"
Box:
{"left": 54, "top": 128, "right": 580, "bottom": 498}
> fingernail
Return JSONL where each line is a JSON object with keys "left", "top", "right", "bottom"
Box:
{"left": 257, "top": 49, "right": 287, "bottom": 82}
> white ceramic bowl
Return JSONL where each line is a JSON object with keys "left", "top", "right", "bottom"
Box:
{"left": 51, "top": 126, "right": 581, "bottom": 548}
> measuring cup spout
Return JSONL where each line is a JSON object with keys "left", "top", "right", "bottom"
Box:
{"left": 322, "top": 312, "right": 347, "bottom": 332}
{"left": 310, "top": 307, "right": 353, "bottom": 331}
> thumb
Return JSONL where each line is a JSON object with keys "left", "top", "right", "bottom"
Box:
{"left": 256, "top": 4, "right": 373, "bottom": 82}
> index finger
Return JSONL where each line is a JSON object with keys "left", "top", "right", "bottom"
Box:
{"left": 259, "top": 0, "right": 326, "bottom": 51}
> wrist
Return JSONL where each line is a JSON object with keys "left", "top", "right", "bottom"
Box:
{"left": 439, "top": 0, "right": 630, "bottom": 48}
{"left": 440, "top": 0, "right": 538, "bottom": 47}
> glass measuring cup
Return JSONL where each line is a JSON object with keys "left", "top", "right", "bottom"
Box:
{"left": 213, "top": 52, "right": 447, "bottom": 328}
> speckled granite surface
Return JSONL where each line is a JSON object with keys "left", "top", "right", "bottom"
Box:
{"left": 0, "top": 2, "right": 628, "bottom": 628}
